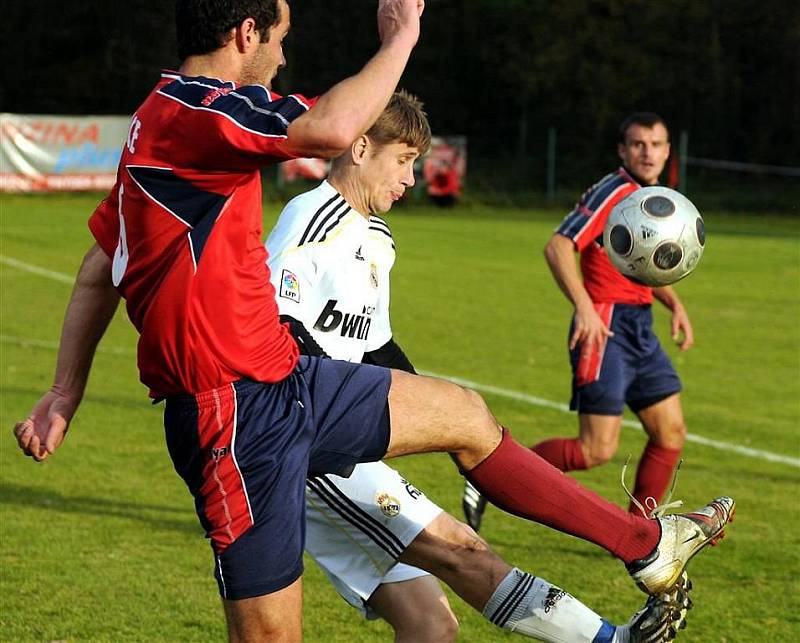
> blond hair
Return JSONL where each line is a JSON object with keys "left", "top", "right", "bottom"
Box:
{"left": 365, "top": 90, "right": 432, "bottom": 153}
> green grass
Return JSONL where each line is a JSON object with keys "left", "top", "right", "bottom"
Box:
{"left": 1, "top": 193, "right": 799, "bottom": 641}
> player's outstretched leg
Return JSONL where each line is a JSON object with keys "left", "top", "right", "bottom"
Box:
{"left": 481, "top": 569, "right": 692, "bottom": 642}
{"left": 385, "top": 370, "right": 735, "bottom": 595}
{"left": 627, "top": 497, "right": 735, "bottom": 595}
{"left": 400, "top": 513, "right": 692, "bottom": 642}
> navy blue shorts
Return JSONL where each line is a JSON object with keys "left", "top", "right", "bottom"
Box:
{"left": 163, "top": 356, "right": 392, "bottom": 600}
{"left": 569, "top": 303, "right": 681, "bottom": 416}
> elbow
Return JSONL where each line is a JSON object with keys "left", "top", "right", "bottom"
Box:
{"left": 544, "top": 237, "right": 559, "bottom": 265}
{"left": 314, "top": 130, "right": 355, "bottom": 159}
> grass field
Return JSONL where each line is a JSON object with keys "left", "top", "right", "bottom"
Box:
{"left": 1, "top": 192, "right": 799, "bottom": 642}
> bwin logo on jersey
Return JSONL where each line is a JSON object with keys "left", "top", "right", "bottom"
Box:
{"left": 314, "top": 299, "right": 372, "bottom": 339}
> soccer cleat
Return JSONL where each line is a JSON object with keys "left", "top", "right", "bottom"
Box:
{"left": 627, "top": 572, "right": 693, "bottom": 642}
{"left": 627, "top": 497, "right": 736, "bottom": 596}
{"left": 462, "top": 480, "right": 488, "bottom": 532}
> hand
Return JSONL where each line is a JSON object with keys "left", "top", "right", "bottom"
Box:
{"left": 671, "top": 306, "right": 694, "bottom": 351}
{"left": 377, "top": 0, "right": 425, "bottom": 47}
{"left": 570, "top": 304, "right": 614, "bottom": 351}
{"left": 13, "top": 388, "right": 79, "bottom": 462}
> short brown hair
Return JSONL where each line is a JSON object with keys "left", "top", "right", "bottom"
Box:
{"left": 618, "top": 112, "right": 669, "bottom": 144}
{"left": 366, "top": 90, "right": 432, "bottom": 154}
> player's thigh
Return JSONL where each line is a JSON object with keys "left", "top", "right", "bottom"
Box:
{"left": 385, "top": 369, "right": 501, "bottom": 460}
{"left": 367, "top": 576, "right": 457, "bottom": 643}
{"left": 635, "top": 393, "right": 686, "bottom": 448}
{"left": 222, "top": 576, "right": 303, "bottom": 643}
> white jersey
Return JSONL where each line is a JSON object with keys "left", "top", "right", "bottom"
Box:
{"left": 266, "top": 181, "right": 442, "bottom": 618}
{"left": 266, "top": 180, "right": 395, "bottom": 362}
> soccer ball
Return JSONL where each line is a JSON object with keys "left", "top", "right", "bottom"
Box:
{"left": 603, "top": 186, "right": 706, "bottom": 287}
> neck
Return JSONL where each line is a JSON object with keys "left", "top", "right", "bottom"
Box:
{"left": 179, "top": 50, "right": 241, "bottom": 84}
{"left": 328, "top": 169, "right": 370, "bottom": 219}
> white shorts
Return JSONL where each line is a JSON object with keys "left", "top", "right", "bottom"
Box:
{"left": 305, "top": 460, "right": 443, "bottom": 619}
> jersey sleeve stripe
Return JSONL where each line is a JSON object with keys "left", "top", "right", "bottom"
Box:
{"left": 572, "top": 182, "right": 635, "bottom": 245}
{"left": 368, "top": 217, "right": 392, "bottom": 237}
{"left": 298, "top": 194, "right": 342, "bottom": 246}
{"left": 556, "top": 210, "right": 589, "bottom": 239}
{"left": 583, "top": 172, "right": 631, "bottom": 211}
{"left": 304, "top": 198, "right": 349, "bottom": 245}
{"left": 318, "top": 206, "right": 352, "bottom": 242}
{"left": 368, "top": 226, "right": 394, "bottom": 240}
{"left": 157, "top": 78, "right": 309, "bottom": 138}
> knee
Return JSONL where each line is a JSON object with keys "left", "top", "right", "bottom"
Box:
{"left": 582, "top": 440, "right": 618, "bottom": 467}
{"left": 657, "top": 420, "right": 687, "bottom": 449}
{"left": 396, "top": 606, "right": 459, "bottom": 643}
{"left": 462, "top": 387, "right": 494, "bottom": 425}
{"left": 228, "top": 619, "right": 296, "bottom": 643}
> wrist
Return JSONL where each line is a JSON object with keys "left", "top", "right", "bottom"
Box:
{"left": 574, "top": 297, "right": 596, "bottom": 315}
{"left": 379, "top": 30, "right": 418, "bottom": 52}
{"left": 51, "top": 382, "right": 84, "bottom": 405}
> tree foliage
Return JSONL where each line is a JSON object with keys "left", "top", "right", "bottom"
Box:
{"left": 3, "top": 0, "right": 797, "bottom": 174}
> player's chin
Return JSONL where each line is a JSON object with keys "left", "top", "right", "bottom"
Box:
{"left": 379, "top": 197, "right": 395, "bottom": 213}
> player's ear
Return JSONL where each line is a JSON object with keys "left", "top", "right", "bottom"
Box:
{"left": 617, "top": 142, "right": 627, "bottom": 161}
{"left": 351, "top": 135, "right": 370, "bottom": 166}
{"left": 234, "top": 17, "right": 258, "bottom": 52}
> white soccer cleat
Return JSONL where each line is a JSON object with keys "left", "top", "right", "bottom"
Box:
{"left": 627, "top": 497, "right": 736, "bottom": 596}
{"left": 627, "top": 572, "right": 693, "bottom": 642}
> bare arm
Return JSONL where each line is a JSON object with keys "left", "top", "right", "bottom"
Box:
{"left": 14, "top": 244, "right": 120, "bottom": 461}
{"left": 653, "top": 285, "right": 694, "bottom": 351}
{"left": 284, "top": 0, "right": 425, "bottom": 158}
{"left": 544, "top": 233, "right": 613, "bottom": 350}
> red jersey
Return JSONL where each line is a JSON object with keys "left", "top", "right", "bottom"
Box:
{"left": 89, "top": 71, "right": 315, "bottom": 396}
{"left": 556, "top": 167, "right": 653, "bottom": 305}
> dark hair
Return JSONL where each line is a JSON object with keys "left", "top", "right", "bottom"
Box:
{"left": 175, "top": 0, "right": 281, "bottom": 61}
{"left": 618, "top": 112, "right": 669, "bottom": 144}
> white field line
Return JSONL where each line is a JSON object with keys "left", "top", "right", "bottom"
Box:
{"left": 3, "top": 254, "right": 798, "bottom": 469}
{"left": 1, "top": 255, "right": 76, "bottom": 284}
{"left": 420, "top": 370, "right": 800, "bottom": 469}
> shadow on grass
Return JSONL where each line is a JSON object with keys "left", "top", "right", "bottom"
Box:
{"left": 0, "top": 481, "right": 202, "bottom": 537}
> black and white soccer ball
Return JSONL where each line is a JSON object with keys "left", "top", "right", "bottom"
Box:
{"left": 603, "top": 186, "right": 706, "bottom": 287}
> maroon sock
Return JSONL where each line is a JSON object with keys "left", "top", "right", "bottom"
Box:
{"left": 467, "top": 429, "right": 660, "bottom": 564}
{"left": 532, "top": 437, "right": 588, "bottom": 471}
{"left": 629, "top": 442, "right": 683, "bottom": 515}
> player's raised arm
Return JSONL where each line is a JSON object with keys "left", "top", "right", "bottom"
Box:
{"left": 284, "top": 0, "right": 425, "bottom": 158}
{"left": 13, "top": 244, "right": 119, "bottom": 461}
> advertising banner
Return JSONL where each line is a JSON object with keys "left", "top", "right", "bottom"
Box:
{"left": 0, "top": 113, "right": 131, "bottom": 192}
{"left": 422, "top": 135, "right": 467, "bottom": 206}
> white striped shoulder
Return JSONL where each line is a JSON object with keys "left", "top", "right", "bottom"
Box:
{"left": 368, "top": 215, "right": 395, "bottom": 250}
{"left": 268, "top": 182, "right": 351, "bottom": 251}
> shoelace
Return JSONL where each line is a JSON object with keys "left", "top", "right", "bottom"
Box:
{"left": 621, "top": 455, "right": 684, "bottom": 519}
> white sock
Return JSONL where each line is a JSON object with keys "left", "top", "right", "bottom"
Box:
{"left": 482, "top": 568, "right": 625, "bottom": 642}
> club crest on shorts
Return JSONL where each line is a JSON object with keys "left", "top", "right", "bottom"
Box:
{"left": 369, "top": 262, "right": 379, "bottom": 289}
{"left": 375, "top": 492, "right": 401, "bottom": 517}
{"left": 280, "top": 269, "right": 300, "bottom": 302}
